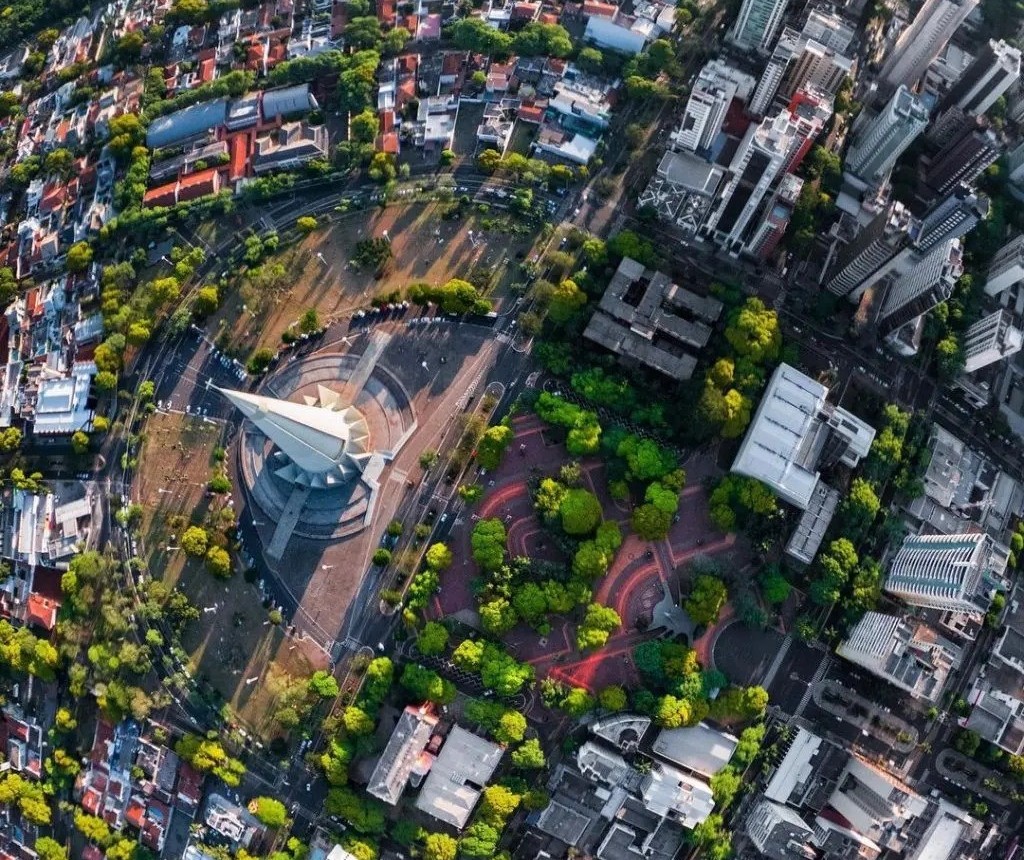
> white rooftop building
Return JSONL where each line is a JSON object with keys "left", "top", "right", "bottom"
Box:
{"left": 731, "top": 363, "right": 876, "bottom": 509}
{"left": 639, "top": 764, "right": 715, "bottom": 828}
{"left": 963, "top": 309, "right": 1024, "bottom": 373}
{"left": 884, "top": 532, "right": 1005, "bottom": 613}
{"left": 836, "top": 611, "right": 962, "bottom": 702}
{"left": 415, "top": 726, "right": 503, "bottom": 829}
{"left": 367, "top": 706, "right": 438, "bottom": 805}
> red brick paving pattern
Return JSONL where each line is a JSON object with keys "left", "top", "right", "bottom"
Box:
{"left": 433, "top": 414, "right": 743, "bottom": 695}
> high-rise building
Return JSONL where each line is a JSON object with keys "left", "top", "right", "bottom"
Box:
{"left": 836, "top": 612, "right": 961, "bottom": 702}
{"left": 913, "top": 185, "right": 989, "bottom": 253}
{"left": 702, "top": 112, "right": 796, "bottom": 252}
{"left": 750, "top": 28, "right": 803, "bottom": 116}
{"left": 671, "top": 60, "right": 757, "bottom": 153}
{"left": 728, "top": 0, "right": 789, "bottom": 52}
{"left": 1007, "top": 140, "right": 1024, "bottom": 183}
{"left": 880, "top": 0, "right": 980, "bottom": 90}
{"left": 924, "top": 124, "right": 1001, "bottom": 196}
{"left": 780, "top": 38, "right": 853, "bottom": 101}
{"left": 801, "top": 6, "right": 856, "bottom": 53}
{"left": 986, "top": 233, "right": 1024, "bottom": 295}
{"left": 844, "top": 86, "right": 928, "bottom": 184}
{"left": 749, "top": 21, "right": 852, "bottom": 116}
{"left": 963, "top": 309, "right": 1024, "bottom": 372}
{"left": 783, "top": 88, "right": 834, "bottom": 173}
{"left": 878, "top": 238, "right": 963, "bottom": 335}
{"left": 745, "top": 173, "right": 805, "bottom": 261}
{"left": 941, "top": 39, "right": 1021, "bottom": 116}
{"left": 825, "top": 201, "right": 913, "bottom": 296}
{"left": 884, "top": 532, "right": 1000, "bottom": 612}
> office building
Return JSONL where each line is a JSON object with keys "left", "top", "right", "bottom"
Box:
{"left": 844, "top": 86, "right": 928, "bottom": 184}
{"left": 924, "top": 124, "right": 1001, "bottom": 197}
{"left": 941, "top": 39, "right": 1021, "bottom": 116}
{"left": 703, "top": 112, "right": 796, "bottom": 252}
{"left": 884, "top": 532, "right": 1001, "bottom": 613}
{"left": 913, "top": 185, "right": 988, "bottom": 253}
{"left": 745, "top": 800, "right": 816, "bottom": 860}
{"left": 880, "top": 0, "right": 979, "bottom": 90}
{"left": 672, "top": 60, "right": 757, "bottom": 153}
{"left": 728, "top": 0, "right": 788, "bottom": 52}
{"left": 637, "top": 149, "right": 725, "bottom": 234}
{"left": 986, "top": 234, "right": 1024, "bottom": 295}
{"left": 825, "top": 200, "right": 913, "bottom": 296}
{"left": 746, "top": 173, "right": 804, "bottom": 261}
{"left": 878, "top": 238, "right": 963, "bottom": 335}
{"left": 836, "top": 611, "right": 961, "bottom": 702}
{"left": 963, "top": 309, "right": 1024, "bottom": 372}
{"left": 731, "top": 363, "right": 876, "bottom": 509}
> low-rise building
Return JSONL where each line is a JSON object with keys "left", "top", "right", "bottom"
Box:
{"left": 415, "top": 725, "right": 503, "bottom": 829}
{"left": 367, "top": 705, "right": 438, "bottom": 805}
{"left": 731, "top": 363, "right": 876, "bottom": 510}
{"left": 582, "top": 257, "right": 723, "bottom": 381}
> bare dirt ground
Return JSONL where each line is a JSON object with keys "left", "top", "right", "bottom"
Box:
{"left": 207, "top": 201, "right": 534, "bottom": 362}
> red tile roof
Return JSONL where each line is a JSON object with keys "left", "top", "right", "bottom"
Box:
{"left": 82, "top": 787, "right": 102, "bottom": 816}
{"left": 378, "top": 132, "right": 400, "bottom": 154}
{"left": 142, "top": 182, "right": 177, "bottom": 208}
{"left": 25, "top": 594, "right": 57, "bottom": 631}
{"left": 177, "top": 168, "right": 221, "bottom": 202}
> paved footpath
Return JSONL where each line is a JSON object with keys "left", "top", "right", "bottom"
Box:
{"left": 431, "top": 414, "right": 749, "bottom": 693}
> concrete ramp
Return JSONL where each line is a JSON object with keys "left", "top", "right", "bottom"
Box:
{"left": 339, "top": 332, "right": 391, "bottom": 403}
{"left": 267, "top": 484, "right": 312, "bottom": 561}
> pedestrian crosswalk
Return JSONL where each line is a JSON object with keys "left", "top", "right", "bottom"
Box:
{"left": 796, "top": 655, "right": 832, "bottom": 718}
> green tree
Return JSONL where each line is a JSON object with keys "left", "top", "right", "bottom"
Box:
{"left": 181, "top": 526, "right": 208, "bottom": 557}
{"left": 476, "top": 424, "right": 514, "bottom": 470}
{"left": 363, "top": 657, "right": 394, "bottom": 702}
{"left": 308, "top": 670, "right": 340, "bottom": 698}
{"left": 559, "top": 488, "right": 603, "bottom": 535}
{"left": 954, "top": 729, "right": 981, "bottom": 757}
{"left": 511, "top": 738, "right": 546, "bottom": 769}
{"left": 495, "top": 710, "right": 527, "bottom": 744}
{"left": 685, "top": 576, "right": 728, "bottom": 627}
{"left": 631, "top": 503, "right": 672, "bottom": 540}
{"left": 576, "top": 603, "right": 621, "bottom": 650}
{"left": 480, "top": 597, "right": 518, "bottom": 636}
{"left": 35, "top": 838, "right": 67, "bottom": 860}
{"left": 418, "top": 621, "right": 449, "bottom": 656}
{"left": 400, "top": 663, "right": 455, "bottom": 704}
{"left": 205, "top": 546, "right": 232, "bottom": 578}
{"left": 547, "top": 278, "right": 587, "bottom": 324}
{"left": 471, "top": 518, "right": 507, "bottom": 570}
{"left": 343, "top": 705, "right": 376, "bottom": 736}
{"left": 423, "top": 833, "right": 457, "bottom": 860}
{"left": 425, "top": 542, "right": 453, "bottom": 571}
{"left": 599, "top": 685, "right": 628, "bottom": 711}
{"left": 724, "top": 298, "right": 781, "bottom": 364}
{"left": 70, "top": 430, "right": 90, "bottom": 455}
{"left": 66, "top": 242, "right": 93, "bottom": 273}
{"left": 254, "top": 797, "right": 289, "bottom": 827}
